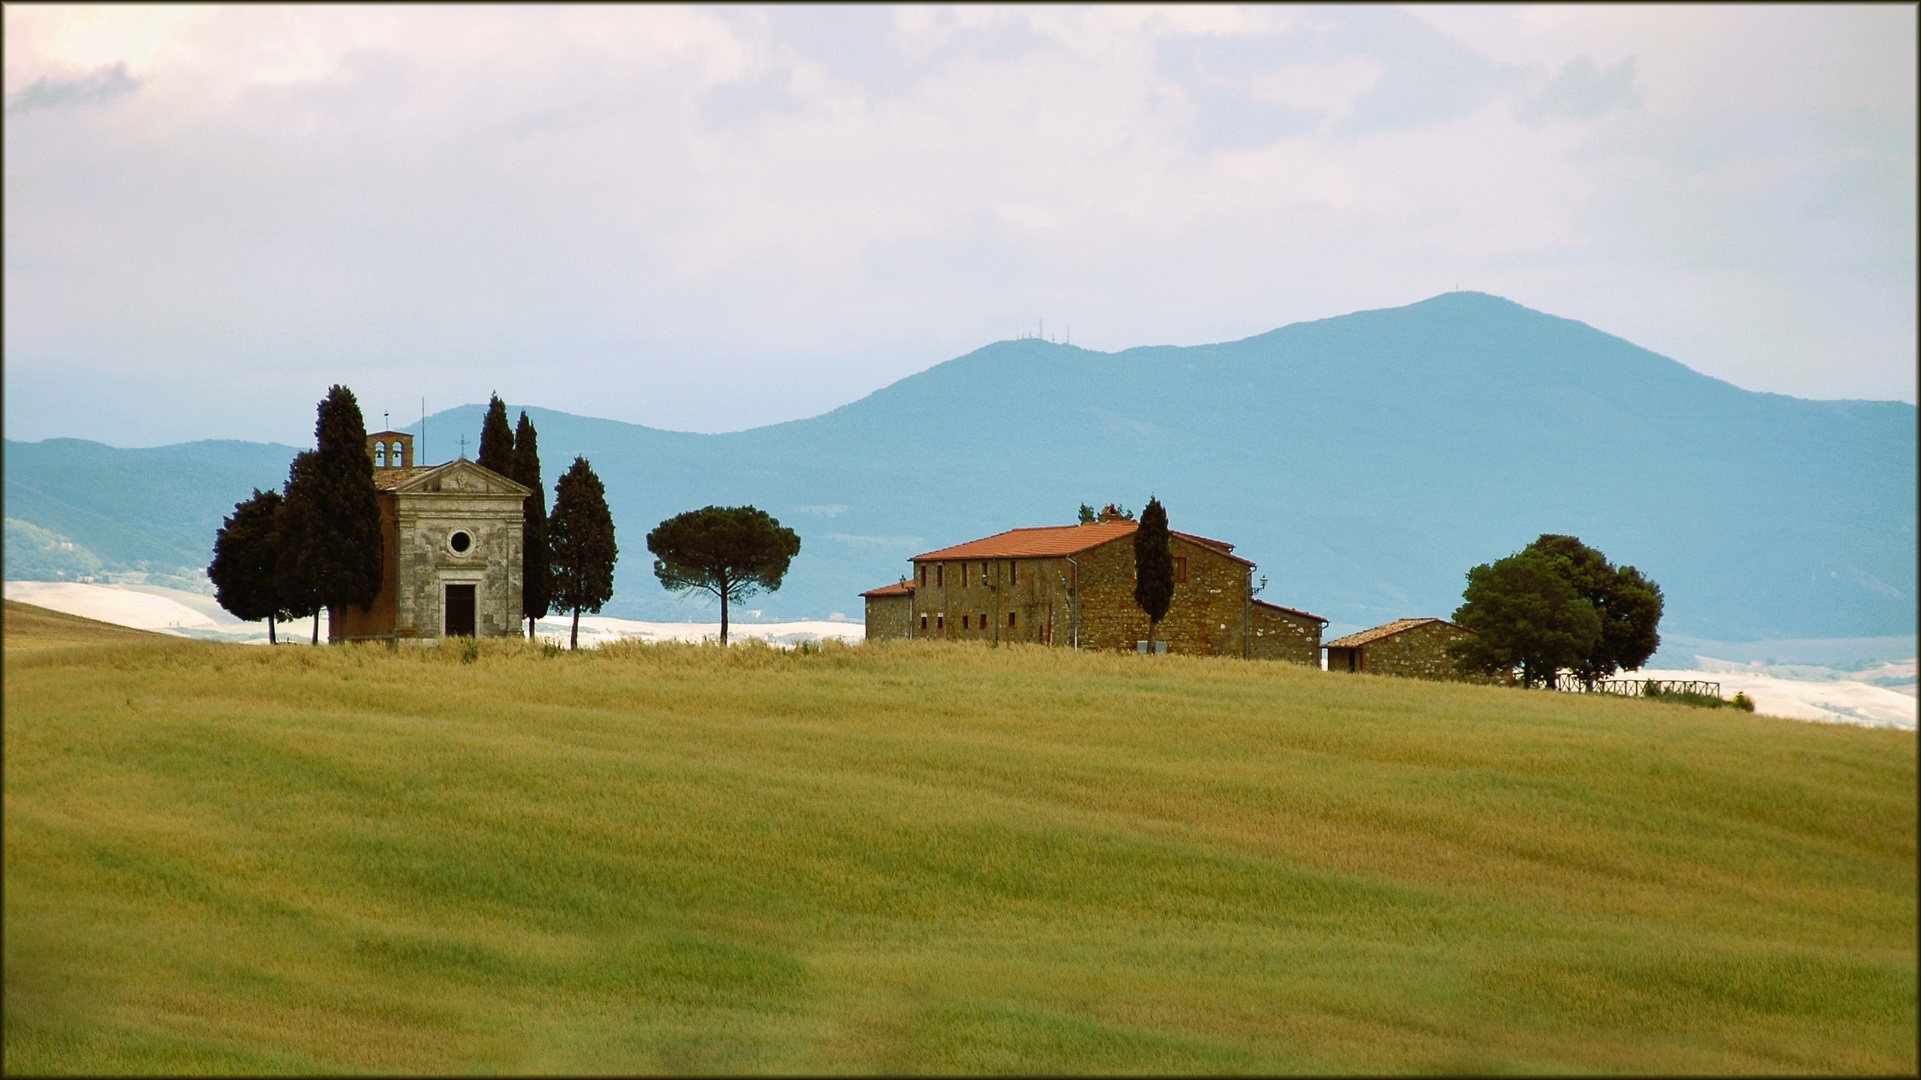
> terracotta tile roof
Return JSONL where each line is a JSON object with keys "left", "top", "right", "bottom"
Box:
{"left": 372, "top": 466, "right": 436, "bottom": 491}
{"left": 1324, "top": 617, "right": 1467, "bottom": 649}
{"left": 1253, "top": 598, "right": 1327, "bottom": 623}
{"left": 912, "top": 521, "right": 1251, "bottom": 564}
{"left": 860, "top": 581, "right": 914, "bottom": 598}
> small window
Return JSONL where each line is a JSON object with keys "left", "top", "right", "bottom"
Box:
{"left": 937, "top": 565, "right": 944, "bottom": 587}
{"left": 920, "top": 614, "right": 928, "bottom": 632}
{"left": 919, "top": 565, "right": 926, "bottom": 587}
{"left": 980, "top": 565, "right": 989, "bottom": 586}
{"left": 449, "top": 530, "right": 473, "bottom": 554}
{"left": 961, "top": 562, "right": 968, "bottom": 583}
{"left": 1010, "top": 561, "right": 1016, "bottom": 585}
{"left": 962, "top": 615, "right": 970, "bottom": 630}
{"left": 1174, "top": 556, "right": 1189, "bottom": 583}
{"left": 1008, "top": 612, "right": 1016, "bottom": 628}
{"left": 937, "top": 615, "right": 945, "bottom": 631}
{"left": 979, "top": 613, "right": 987, "bottom": 630}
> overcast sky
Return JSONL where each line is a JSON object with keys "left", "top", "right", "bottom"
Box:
{"left": 6, "top": 4, "right": 1914, "bottom": 447}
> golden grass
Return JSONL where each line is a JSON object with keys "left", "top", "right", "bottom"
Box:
{"left": 4, "top": 611, "right": 1914, "bottom": 1074}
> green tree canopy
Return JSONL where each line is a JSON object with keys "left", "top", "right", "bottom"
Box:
{"left": 273, "top": 451, "right": 328, "bottom": 643}
{"left": 477, "top": 393, "right": 514, "bottom": 477}
{"left": 1448, "top": 550, "right": 1603, "bottom": 687}
{"left": 1523, "top": 534, "right": 1664, "bottom": 682}
{"left": 647, "top": 505, "right": 801, "bottom": 646}
{"left": 273, "top": 387, "right": 383, "bottom": 643}
{"left": 512, "top": 410, "right": 550, "bottom": 637}
{"left": 548, "top": 456, "right": 617, "bottom": 649}
{"left": 209, "top": 488, "right": 290, "bottom": 643}
{"left": 1132, "top": 496, "right": 1175, "bottom": 651}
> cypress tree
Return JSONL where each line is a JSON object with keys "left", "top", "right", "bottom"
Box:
{"left": 548, "top": 456, "right": 617, "bottom": 649}
{"left": 275, "top": 451, "right": 326, "bottom": 643}
{"left": 512, "top": 410, "right": 551, "bottom": 637}
{"left": 1132, "top": 496, "right": 1175, "bottom": 653}
{"left": 277, "top": 386, "right": 385, "bottom": 642}
{"left": 209, "top": 488, "right": 290, "bottom": 643}
{"left": 477, "top": 393, "right": 515, "bottom": 477}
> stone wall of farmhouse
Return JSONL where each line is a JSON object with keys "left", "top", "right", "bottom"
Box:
{"left": 1365, "top": 621, "right": 1472, "bottom": 678}
{"left": 1249, "top": 603, "right": 1322, "bottom": 664}
{"left": 1072, "top": 536, "right": 1249, "bottom": 656}
{"left": 865, "top": 594, "right": 913, "bottom": 640}
{"left": 909, "top": 555, "right": 1078, "bottom": 645}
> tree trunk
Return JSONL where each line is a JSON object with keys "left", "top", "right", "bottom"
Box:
{"left": 1147, "top": 616, "right": 1158, "bottom": 654}
{"left": 312, "top": 610, "right": 320, "bottom": 645}
{"left": 570, "top": 608, "right": 580, "bottom": 650}
{"left": 267, "top": 614, "right": 276, "bottom": 645}
{"left": 719, "top": 585, "right": 729, "bottom": 646}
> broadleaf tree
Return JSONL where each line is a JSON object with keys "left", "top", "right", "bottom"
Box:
{"left": 276, "top": 387, "right": 385, "bottom": 643}
{"left": 1522, "top": 534, "right": 1664, "bottom": 684}
{"left": 512, "top": 410, "right": 550, "bottom": 638}
{"left": 1447, "top": 550, "right": 1603, "bottom": 687}
{"left": 1132, "top": 496, "right": 1175, "bottom": 653}
{"left": 209, "top": 488, "right": 290, "bottom": 643}
{"left": 548, "top": 456, "right": 617, "bottom": 649}
{"left": 647, "top": 505, "right": 801, "bottom": 646}
{"left": 477, "top": 393, "right": 515, "bottom": 477}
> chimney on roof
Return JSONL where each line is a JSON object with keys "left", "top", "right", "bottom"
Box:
{"left": 1099, "top": 504, "right": 1123, "bottom": 523}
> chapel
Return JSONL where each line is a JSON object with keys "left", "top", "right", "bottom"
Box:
{"left": 330, "top": 430, "right": 533, "bottom": 643}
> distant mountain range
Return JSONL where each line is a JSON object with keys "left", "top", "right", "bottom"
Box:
{"left": 7, "top": 293, "right": 1914, "bottom": 640}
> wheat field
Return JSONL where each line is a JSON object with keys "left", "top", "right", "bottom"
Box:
{"left": 4, "top": 600, "right": 1913, "bottom": 1073}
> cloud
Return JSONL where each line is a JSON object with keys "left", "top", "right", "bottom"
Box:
{"left": 1, "top": 6, "right": 1913, "bottom": 447}
{"left": 1517, "top": 54, "right": 1638, "bottom": 123}
{"left": 4, "top": 61, "right": 140, "bottom": 116}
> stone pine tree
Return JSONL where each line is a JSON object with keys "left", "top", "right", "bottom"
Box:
{"left": 273, "top": 451, "right": 328, "bottom": 643}
{"left": 647, "top": 505, "right": 801, "bottom": 646}
{"left": 1447, "top": 550, "right": 1603, "bottom": 688}
{"left": 209, "top": 488, "right": 291, "bottom": 643}
{"left": 547, "top": 456, "right": 617, "bottom": 649}
{"left": 1521, "top": 534, "right": 1664, "bottom": 685}
{"left": 512, "top": 410, "right": 550, "bottom": 638}
{"left": 276, "top": 386, "right": 385, "bottom": 643}
{"left": 477, "top": 393, "right": 515, "bottom": 477}
{"left": 1132, "top": 496, "right": 1175, "bottom": 653}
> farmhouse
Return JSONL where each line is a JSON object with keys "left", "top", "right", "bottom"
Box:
{"left": 860, "top": 507, "right": 1325, "bottom": 662}
{"left": 331, "top": 431, "right": 532, "bottom": 644}
{"left": 1323, "top": 617, "right": 1472, "bottom": 678}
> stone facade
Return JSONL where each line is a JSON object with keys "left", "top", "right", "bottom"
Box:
{"left": 860, "top": 581, "right": 914, "bottom": 641}
{"left": 1249, "top": 600, "right": 1325, "bottom": 664}
{"left": 1324, "top": 618, "right": 1472, "bottom": 678}
{"left": 862, "top": 511, "right": 1325, "bottom": 663}
{"left": 333, "top": 441, "right": 532, "bottom": 644}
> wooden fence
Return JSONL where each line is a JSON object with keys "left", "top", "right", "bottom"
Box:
{"left": 1554, "top": 676, "right": 1723, "bottom": 698}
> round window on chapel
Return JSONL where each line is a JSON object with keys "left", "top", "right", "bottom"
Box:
{"left": 449, "top": 530, "right": 473, "bottom": 554}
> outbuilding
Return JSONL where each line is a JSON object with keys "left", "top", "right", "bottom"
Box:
{"left": 1323, "top": 617, "right": 1473, "bottom": 678}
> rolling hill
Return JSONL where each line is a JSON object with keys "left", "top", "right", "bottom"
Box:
{"left": 6, "top": 293, "right": 1913, "bottom": 639}
{"left": 4, "top": 620, "right": 1914, "bottom": 1072}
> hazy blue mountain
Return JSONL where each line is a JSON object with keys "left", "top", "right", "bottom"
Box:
{"left": 4, "top": 438, "right": 303, "bottom": 584}
{"left": 7, "top": 293, "right": 1913, "bottom": 640}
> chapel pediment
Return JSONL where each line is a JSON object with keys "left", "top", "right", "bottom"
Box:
{"left": 382, "top": 458, "right": 533, "bottom": 498}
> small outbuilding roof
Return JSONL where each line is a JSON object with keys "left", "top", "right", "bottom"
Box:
{"left": 860, "top": 581, "right": 914, "bottom": 598}
{"left": 1324, "top": 617, "right": 1467, "bottom": 650}
{"left": 1253, "top": 598, "right": 1327, "bottom": 624}
{"left": 912, "top": 521, "right": 1250, "bottom": 565}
